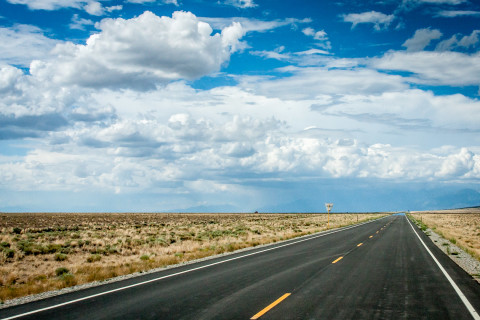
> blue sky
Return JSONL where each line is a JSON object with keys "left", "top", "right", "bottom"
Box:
{"left": 1, "top": 0, "right": 480, "bottom": 212}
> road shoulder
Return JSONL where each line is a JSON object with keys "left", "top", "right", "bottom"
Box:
{"left": 409, "top": 216, "right": 480, "bottom": 283}
{"left": 406, "top": 214, "right": 480, "bottom": 319}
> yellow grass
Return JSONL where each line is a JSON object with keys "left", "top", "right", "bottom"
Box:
{"left": 410, "top": 211, "right": 480, "bottom": 261}
{"left": 0, "top": 212, "right": 385, "bottom": 302}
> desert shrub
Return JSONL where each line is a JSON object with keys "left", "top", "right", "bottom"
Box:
{"left": 60, "top": 247, "right": 71, "bottom": 254}
{"left": 46, "top": 244, "right": 62, "bottom": 253}
{"left": 60, "top": 273, "right": 77, "bottom": 286}
{"left": 90, "top": 248, "right": 106, "bottom": 255}
{"left": 4, "top": 249, "right": 14, "bottom": 259}
{"left": 17, "top": 241, "right": 65, "bottom": 255}
{"left": 12, "top": 227, "right": 22, "bottom": 234}
{"left": 86, "top": 254, "right": 101, "bottom": 263}
{"left": 179, "top": 233, "right": 194, "bottom": 241}
{"left": 16, "top": 240, "right": 34, "bottom": 255}
{"left": 0, "top": 242, "right": 10, "bottom": 248}
{"left": 134, "top": 239, "right": 145, "bottom": 246}
{"left": 54, "top": 253, "right": 68, "bottom": 261}
{"left": 105, "top": 245, "right": 118, "bottom": 255}
{"left": 55, "top": 267, "right": 70, "bottom": 276}
{"left": 140, "top": 254, "right": 150, "bottom": 261}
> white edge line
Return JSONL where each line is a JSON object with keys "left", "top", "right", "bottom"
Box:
{"left": 405, "top": 215, "right": 480, "bottom": 320}
{"left": 2, "top": 216, "right": 389, "bottom": 320}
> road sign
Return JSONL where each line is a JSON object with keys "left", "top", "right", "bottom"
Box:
{"left": 325, "top": 203, "right": 333, "bottom": 229}
{"left": 325, "top": 203, "right": 333, "bottom": 213}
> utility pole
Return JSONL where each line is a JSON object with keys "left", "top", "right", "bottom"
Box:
{"left": 325, "top": 203, "right": 333, "bottom": 229}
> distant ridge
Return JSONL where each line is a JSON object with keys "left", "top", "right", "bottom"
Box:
{"left": 457, "top": 205, "right": 480, "bottom": 209}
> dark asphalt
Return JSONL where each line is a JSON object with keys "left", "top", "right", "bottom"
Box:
{"left": 1, "top": 214, "right": 479, "bottom": 320}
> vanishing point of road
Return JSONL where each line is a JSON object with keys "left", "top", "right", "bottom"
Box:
{"left": 1, "top": 214, "right": 480, "bottom": 319}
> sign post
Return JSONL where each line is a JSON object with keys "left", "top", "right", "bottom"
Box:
{"left": 325, "top": 203, "right": 333, "bottom": 229}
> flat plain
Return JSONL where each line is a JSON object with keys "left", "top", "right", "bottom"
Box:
{"left": 410, "top": 208, "right": 480, "bottom": 261}
{"left": 0, "top": 212, "right": 384, "bottom": 302}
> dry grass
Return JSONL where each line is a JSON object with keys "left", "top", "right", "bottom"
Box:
{"left": 0, "top": 212, "right": 385, "bottom": 302}
{"left": 410, "top": 210, "right": 480, "bottom": 261}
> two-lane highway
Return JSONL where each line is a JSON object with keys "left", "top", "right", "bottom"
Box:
{"left": 1, "top": 214, "right": 479, "bottom": 319}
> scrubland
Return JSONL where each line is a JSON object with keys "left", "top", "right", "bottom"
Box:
{"left": 0, "top": 212, "right": 384, "bottom": 302}
{"left": 410, "top": 209, "right": 480, "bottom": 261}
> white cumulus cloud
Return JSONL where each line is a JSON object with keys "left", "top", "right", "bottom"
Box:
{"left": 106, "top": 5, "right": 122, "bottom": 12}
{"left": 402, "top": 28, "right": 442, "bottom": 52}
{"left": 84, "top": 1, "right": 104, "bottom": 15}
{"left": 370, "top": 51, "right": 480, "bottom": 88}
{"left": 410, "top": 0, "right": 466, "bottom": 4}
{"left": 302, "top": 27, "right": 331, "bottom": 50}
{"left": 69, "top": 14, "right": 95, "bottom": 30}
{"left": 6, "top": 0, "right": 87, "bottom": 10}
{"left": 126, "top": 0, "right": 179, "bottom": 5}
{"left": 342, "top": 11, "right": 394, "bottom": 31}
{"left": 436, "top": 30, "right": 480, "bottom": 51}
{"left": 201, "top": 17, "right": 311, "bottom": 33}
{"left": 437, "top": 148, "right": 476, "bottom": 178}
{"left": 0, "top": 25, "right": 60, "bottom": 66}
{"left": 30, "top": 11, "right": 245, "bottom": 90}
{"left": 224, "top": 0, "right": 257, "bottom": 8}
{"left": 435, "top": 10, "right": 480, "bottom": 17}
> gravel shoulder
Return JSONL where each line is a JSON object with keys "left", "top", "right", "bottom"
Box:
{"left": 422, "top": 226, "right": 480, "bottom": 283}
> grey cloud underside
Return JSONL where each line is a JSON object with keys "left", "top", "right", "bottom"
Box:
{"left": 0, "top": 114, "right": 68, "bottom": 140}
{"left": 327, "top": 112, "right": 433, "bottom": 130}
{"left": 69, "top": 109, "right": 117, "bottom": 123}
{"left": 0, "top": 101, "right": 117, "bottom": 140}
{"left": 243, "top": 68, "right": 408, "bottom": 99}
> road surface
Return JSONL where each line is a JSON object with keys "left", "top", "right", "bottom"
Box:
{"left": 1, "top": 214, "right": 479, "bottom": 319}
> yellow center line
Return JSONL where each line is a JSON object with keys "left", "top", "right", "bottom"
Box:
{"left": 369, "top": 235, "right": 373, "bottom": 238}
{"left": 376, "top": 231, "right": 379, "bottom": 234}
{"left": 332, "top": 256, "right": 343, "bottom": 264}
{"left": 250, "top": 293, "right": 291, "bottom": 319}
{"left": 357, "top": 243, "right": 363, "bottom": 247}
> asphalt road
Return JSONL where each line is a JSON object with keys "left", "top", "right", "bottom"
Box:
{"left": 1, "top": 214, "right": 480, "bottom": 320}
